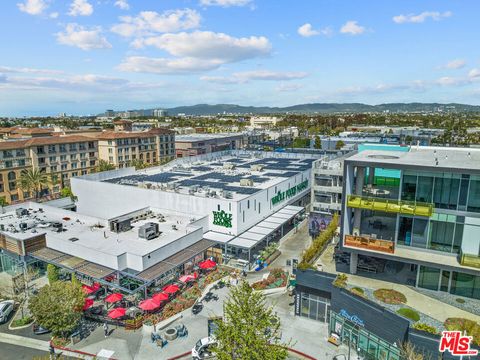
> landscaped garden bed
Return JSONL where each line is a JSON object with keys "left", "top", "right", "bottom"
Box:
{"left": 251, "top": 268, "right": 288, "bottom": 290}
{"left": 396, "top": 308, "right": 420, "bottom": 322}
{"left": 373, "top": 288, "right": 407, "bottom": 304}
{"left": 11, "top": 316, "right": 33, "bottom": 327}
{"left": 445, "top": 318, "right": 480, "bottom": 346}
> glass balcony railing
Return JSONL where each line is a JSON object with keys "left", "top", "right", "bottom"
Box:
{"left": 344, "top": 234, "right": 395, "bottom": 254}
{"left": 347, "top": 195, "right": 433, "bottom": 217}
{"left": 460, "top": 253, "right": 480, "bottom": 269}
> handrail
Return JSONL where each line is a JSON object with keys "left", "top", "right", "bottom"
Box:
{"left": 344, "top": 234, "right": 395, "bottom": 254}
{"left": 347, "top": 195, "right": 433, "bottom": 217}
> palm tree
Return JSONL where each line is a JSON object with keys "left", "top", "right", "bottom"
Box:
{"left": 95, "top": 160, "right": 115, "bottom": 172}
{"left": 19, "top": 169, "right": 50, "bottom": 200}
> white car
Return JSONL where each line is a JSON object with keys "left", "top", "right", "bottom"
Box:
{"left": 0, "top": 300, "right": 14, "bottom": 323}
{"left": 192, "top": 336, "right": 217, "bottom": 359}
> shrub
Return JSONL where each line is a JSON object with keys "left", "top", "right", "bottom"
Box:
{"left": 297, "top": 262, "right": 316, "bottom": 271}
{"left": 396, "top": 308, "right": 420, "bottom": 322}
{"left": 301, "top": 214, "right": 338, "bottom": 264}
{"left": 456, "top": 298, "right": 466, "bottom": 304}
{"left": 333, "top": 274, "right": 348, "bottom": 288}
{"left": 412, "top": 322, "right": 438, "bottom": 335}
{"left": 11, "top": 316, "right": 33, "bottom": 327}
{"left": 373, "top": 288, "right": 406, "bottom": 304}
{"left": 445, "top": 318, "right": 480, "bottom": 346}
{"left": 350, "top": 287, "right": 365, "bottom": 297}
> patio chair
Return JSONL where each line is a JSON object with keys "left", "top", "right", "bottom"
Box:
{"left": 175, "top": 324, "right": 188, "bottom": 337}
{"left": 156, "top": 336, "right": 168, "bottom": 348}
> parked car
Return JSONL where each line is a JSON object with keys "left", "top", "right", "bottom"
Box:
{"left": 0, "top": 300, "right": 14, "bottom": 323}
{"left": 192, "top": 301, "right": 203, "bottom": 315}
{"left": 192, "top": 336, "right": 217, "bottom": 359}
{"left": 32, "top": 323, "right": 51, "bottom": 335}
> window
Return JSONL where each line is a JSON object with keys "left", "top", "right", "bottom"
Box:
{"left": 3, "top": 151, "right": 13, "bottom": 158}
{"left": 401, "top": 175, "right": 416, "bottom": 201}
{"left": 61, "top": 164, "right": 67, "bottom": 171}
{"left": 418, "top": 265, "right": 440, "bottom": 291}
{"left": 7, "top": 171, "right": 16, "bottom": 181}
{"left": 59, "top": 144, "right": 66, "bottom": 152}
{"left": 48, "top": 145, "right": 56, "bottom": 153}
{"left": 247, "top": 200, "right": 250, "bottom": 209}
{"left": 60, "top": 155, "right": 67, "bottom": 161}
{"left": 467, "top": 178, "right": 480, "bottom": 212}
{"left": 36, "top": 146, "right": 45, "bottom": 154}
{"left": 450, "top": 272, "right": 480, "bottom": 299}
{"left": 81, "top": 161, "right": 86, "bottom": 168}
{"left": 429, "top": 218, "right": 455, "bottom": 252}
{"left": 49, "top": 156, "right": 56, "bottom": 162}
{"left": 71, "top": 163, "right": 77, "bottom": 169}
{"left": 416, "top": 175, "right": 433, "bottom": 203}
{"left": 108, "top": 148, "right": 113, "bottom": 154}
{"left": 433, "top": 175, "right": 460, "bottom": 210}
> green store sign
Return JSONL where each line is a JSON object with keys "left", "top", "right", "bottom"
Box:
{"left": 271, "top": 179, "right": 309, "bottom": 206}
{"left": 213, "top": 210, "right": 233, "bottom": 228}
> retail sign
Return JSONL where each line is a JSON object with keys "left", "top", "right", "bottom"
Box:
{"left": 439, "top": 331, "right": 478, "bottom": 356}
{"left": 271, "top": 179, "right": 309, "bottom": 206}
{"left": 212, "top": 210, "right": 233, "bottom": 228}
{"left": 339, "top": 309, "right": 365, "bottom": 327}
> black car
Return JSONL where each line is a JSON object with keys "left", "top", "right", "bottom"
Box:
{"left": 192, "top": 302, "right": 203, "bottom": 315}
{"left": 32, "top": 323, "right": 51, "bottom": 335}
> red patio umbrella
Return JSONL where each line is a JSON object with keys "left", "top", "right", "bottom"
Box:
{"left": 152, "top": 292, "right": 169, "bottom": 303}
{"left": 199, "top": 259, "right": 217, "bottom": 270}
{"left": 107, "top": 307, "right": 126, "bottom": 319}
{"left": 179, "top": 274, "right": 196, "bottom": 283}
{"left": 82, "top": 282, "right": 101, "bottom": 294}
{"left": 105, "top": 293, "right": 123, "bottom": 303}
{"left": 83, "top": 298, "right": 94, "bottom": 311}
{"left": 138, "top": 298, "right": 161, "bottom": 311}
{"left": 163, "top": 284, "right": 180, "bottom": 294}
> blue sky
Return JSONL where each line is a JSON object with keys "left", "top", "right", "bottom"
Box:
{"left": 0, "top": 0, "right": 479, "bottom": 116}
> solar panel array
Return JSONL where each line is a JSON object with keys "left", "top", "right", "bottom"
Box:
{"left": 102, "top": 155, "right": 314, "bottom": 196}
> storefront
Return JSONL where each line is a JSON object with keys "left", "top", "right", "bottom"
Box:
{"left": 329, "top": 310, "right": 401, "bottom": 360}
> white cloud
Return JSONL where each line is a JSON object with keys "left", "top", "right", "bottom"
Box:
{"left": 469, "top": 69, "right": 480, "bottom": 79}
{"left": 439, "top": 59, "right": 466, "bottom": 70}
{"left": 201, "top": 70, "right": 307, "bottom": 84}
{"left": 118, "top": 56, "right": 222, "bottom": 74}
{"left": 0, "top": 66, "right": 63, "bottom": 75}
{"left": 297, "top": 23, "right": 332, "bottom": 38}
{"left": 199, "top": 0, "right": 252, "bottom": 7}
{"left": 49, "top": 11, "right": 59, "bottom": 19}
{"left": 393, "top": 11, "right": 452, "bottom": 24}
{"left": 17, "top": 0, "right": 48, "bottom": 16}
{"left": 56, "top": 24, "right": 112, "bottom": 51}
{"left": 111, "top": 9, "right": 201, "bottom": 38}
{"left": 135, "top": 31, "right": 271, "bottom": 63}
{"left": 340, "top": 21, "right": 366, "bottom": 35}
{"left": 114, "top": 0, "right": 129, "bottom": 10}
{"left": 68, "top": 0, "right": 93, "bottom": 17}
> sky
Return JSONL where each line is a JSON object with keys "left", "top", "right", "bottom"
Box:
{"left": 0, "top": 0, "right": 479, "bottom": 116}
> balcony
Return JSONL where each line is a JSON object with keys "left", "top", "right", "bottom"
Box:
{"left": 347, "top": 195, "right": 433, "bottom": 217}
{"left": 460, "top": 253, "right": 480, "bottom": 269}
{"left": 344, "top": 234, "right": 395, "bottom": 254}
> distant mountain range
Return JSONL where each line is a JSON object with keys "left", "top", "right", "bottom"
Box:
{"left": 113, "top": 103, "right": 480, "bottom": 116}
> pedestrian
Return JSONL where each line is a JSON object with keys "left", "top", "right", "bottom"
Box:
{"left": 104, "top": 322, "right": 109, "bottom": 338}
{"left": 49, "top": 342, "right": 55, "bottom": 360}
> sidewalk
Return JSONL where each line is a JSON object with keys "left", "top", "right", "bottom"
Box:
{"left": 317, "top": 243, "right": 480, "bottom": 323}
{"left": 0, "top": 332, "right": 93, "bottom": 359}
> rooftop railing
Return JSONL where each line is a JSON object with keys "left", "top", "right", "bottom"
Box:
{"left": 344, "top": 234, "right": 395, "bottom": 254}
{"left": 347, "top": 195, "right": 433, "bottom": 217}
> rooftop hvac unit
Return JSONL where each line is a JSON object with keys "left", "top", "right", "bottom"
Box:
{"left": 240, "top": 178, "right": 254, "bottom": 187}
{"left": 51, "top": 222, "right": 63, "bottom": 232}
{"left": 167, "top": 182, "right": 177, "bottom": 190}
{"left": 138, "top": 222, "right": 160, "bottom": 240}
{"left": 223, "top": 163, "right": 236, "bottom": 170}
{"left": 19, "top": 221, "right": 35, "bottom": 231}
{"left": 110, "top": 218, "right": 132, "bottom": 233}
{"left": 224, "top": 191, "right": 233, "bottom": 199}
{"left": 251, "top": 164, "right": 263, "bottom": 172}
{"left": 16, "top": 208, "right": 29, "bottom": 217}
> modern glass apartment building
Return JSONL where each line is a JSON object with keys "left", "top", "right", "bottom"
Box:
{"left": 341, "top": 146, "right": 480, "bottom": 300}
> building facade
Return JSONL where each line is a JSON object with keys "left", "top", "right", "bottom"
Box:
{"left": 93, "top": 128, "right": 175, "bottom": 168}
{"left": 0, "top": 136, "right": 98, "bottom": 204}
{"left": 175, "top": 134, "right": 245, "bottom": 158}
{"left": 340, "top": 146, "right": 480, "bottom": 300}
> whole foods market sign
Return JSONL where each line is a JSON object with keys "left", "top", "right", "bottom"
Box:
{"left": 213, "top": 210, "right": 233, "bottom": 228}
{"left": 271, "top": 180, "right": 308, "bottom": 206}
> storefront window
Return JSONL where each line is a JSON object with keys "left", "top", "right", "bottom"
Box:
{"left": 299, "top": 292, "right": 330, "bottom": 322}
{"left": 450, "top": 272, "right": 480, "bottom": 300}
{"left": 418, "top": 265, "right": 440, "bottom": 291}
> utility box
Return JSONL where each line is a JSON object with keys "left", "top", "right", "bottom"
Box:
{"left": 138, "top": 222, "right": 160, "bottom": 240}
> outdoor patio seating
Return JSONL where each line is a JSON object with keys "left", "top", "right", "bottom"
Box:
{"left": 156, "top": 336, "right": 168, "bottom": 348}
{"left": 175, "top": 323, "right": 188, "bottom": 337}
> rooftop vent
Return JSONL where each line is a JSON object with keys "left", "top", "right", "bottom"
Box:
{"left": 69, "top": 237, "right": 79, "bottom": 242}
{"left": 251, "top": 164, "right": 263, "bottom": 172}
{"left": 240, "top": 179, "right": 254, "bottom": 187}
{"left": 223, "top": 163, "right": 236, "bottom": 170}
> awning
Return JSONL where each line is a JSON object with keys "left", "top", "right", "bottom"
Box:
{"left": 238, "top": 232, "right": 264, "bottom": 242}
{"left": 229, "top": 237, "right": 257, "bottom": 249}
{"left": 137, "top": 239, "right": 215, "bottom": 281}
{"left": 248, "top": 226, "right": 272, "bottom": 235}
{"left": 203, "top": 231, "right": 234, "bottom": 244}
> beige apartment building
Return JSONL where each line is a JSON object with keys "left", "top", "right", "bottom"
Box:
{"left": 93, "top": 128, "right": 175, "bottom": 168}
{"left": 0, "top": 136, "right": 98, "bottom": 204}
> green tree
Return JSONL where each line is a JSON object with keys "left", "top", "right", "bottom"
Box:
{"left": 46, "top": 264, "right": 59, "bottom": 284}
{"left": 314, "top": 135, "right": 322, "bottom": 149}
{"left": 19, "top": 168, "right": 50, "bottom": 200}
{"left": 29, "top": 281, "right": 85, "bottom": 337}
{"left": 212, "top": 281, "right": 289, "bottom": 360}
{"left": 60, "top": 187, "right": 77, "bottom": 201}
{"left": 335, "top": 140, "right": 345, "bottom": 150}
{"left": 0, "top": 197, "right": 8, "bottom": 206}
{"left": 95, "top": 159, "right": 115, "bottom": 172}
{"left": 129, "top": 159, "right": 148, "bottom": 170}
{"left": 71, "top": 273, "right": 80, "bottom": 287}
